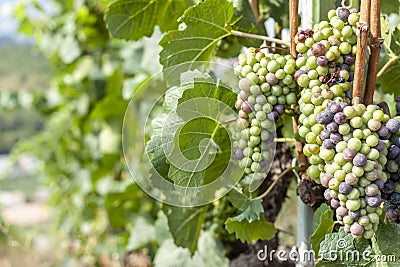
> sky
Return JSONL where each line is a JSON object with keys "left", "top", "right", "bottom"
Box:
{"left": 0, "top": 0, "right": 54, "bottom": 40}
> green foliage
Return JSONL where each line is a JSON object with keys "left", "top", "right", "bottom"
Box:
{"left": 105, "top": 0, "right": 188, "bottom": 40}
{"left": 225, "top": 216, "right": 276, "bottom": 243}
{"left": 225, "top": 189, "right": 276, "bottom": 243}
{"left": 310, "top": 204, "right": 335, "bottom": 257}
{"left": 159, "top": 0, "right": 237, "bottom": 69}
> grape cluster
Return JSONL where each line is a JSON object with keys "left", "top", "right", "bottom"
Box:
{"left": 232, "top": 50, "right": 297, "bottom": 181}
{"left": 296, "top": 7, "right": 360, "bottom": 119}
{"left": 315, "top": 103, "right": 393, "bottom": 239}
{"left": 382, "top": 119, "right": 400, "bottom": 223}
{"left": 296, "top": 7, "right": 359, "bottom": 180}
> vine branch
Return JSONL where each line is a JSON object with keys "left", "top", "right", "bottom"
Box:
{"left": 364, "top": 0, "right": 382, "bottom": 105}
{"left": 256, "top": 166, "right": 302, "bottom": 200}
{"left": 377, "top": 56, "right": 399, "bottom": 77}
{"left": 352, "top": 0, "right": 370, "bottom": 103}
{"left": 231, "top": 30, "right": 290, "bottom": 47}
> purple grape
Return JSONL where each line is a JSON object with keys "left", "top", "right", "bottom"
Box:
{"left": 328, "top": 36, "right": 340, "bottom": 46}
{"left": 273, "top": 104, "right": 285, "bottom": 115}
{"left": 331, "top": 198, "right": 340, "bottom": 209}
{"left": 337, "top": 7, "right": 350, "bottom": 21}
{"left": 374, "top": 140, "right": 385, "bottom": 152}
{"left": 267, "top": 111, "right": 280, "bottom": 121}
{"left": 348, "top": 72, "right": 354, "bottom": 82}
{"left": 311, "top": 42, "right": 326, "bottom": 57}
{"left": 353, "top": 154, "right": 367, "bottom": 167}
{"left": 239, "top": 90, "right": 250, "bottom": 101}
{"left": 340, "top": 102, "right": 349, "bottom": 109}
{"left": 350, "top": 223, "right": 365, "bottom": 237}
{"left": 317, "top": 110, "right": 334, "bottom": 125}
{"left": 330, "top": 132, "right": 343, "bottom": 144}
{"left": 391, "top": 172, "right": 400, "bottom": 181}
{"left": 348, "top": 210, "right": 360, "bottom": 221}
{"left": 266, "top": 73, "right": 278, "bottom": 85}
{"left": 374, "top": 179, "right": 385, "bottom": 190}
{"left": 336, "top": 206, "right": 348, "bottom": 217}
{"left": 327, "top": 122, "right": 339, "bottom": 132}
{"left": 378, "top": 126, "right": 390, "bottom": 139}
{"left": 294, "top": 70, "right": 307, "bottom": 81}
{"left": 339, "top": 182, "right": 352, "bottom": 194}
{"left": 241, "top": 102, "right": 254, "bottom": 113}
{"left": 334, "top": 112, "right": 347, "bottom": 124}
{"left": 382, "top": 180, "right": 395, "bottom": 194}
{"left": 391, "top": 193, "right": 400, "bottom": 204}
{"left": 304, "top": 29, "right": 314, "bottom": 37}
{"left": 234, "top": 148, "right": 244, "bottom": 160}
{"left": 329, "top": 103, "right": 342, "bottom": 114}
{"left": 259, "top": 160, "right": 267, "bottom": 168}
{"left": 317, "top": 56, "right": 328, "bottom": 66}
{"left": 387, "top": 145, "right": 400, "bottom": 160}
{"left": 320, "top": 129, "right": 331, "bottom": 141}
{"left": 339, "top": 64, "right": 350, "bottom": 71}
{"left": 344, "top": 54, "right": 355, "bottom": 65}
{"left": 297, "top": 33, "right": 306, "bottom": 42}
{"left": 365, "top": 195, "right": 382, "bottom": 207}
{"left": 324, "top": 189, "right": 332, "bottom": 201}
{"left": 386, "top": 119, "right": 400, "bottom": 134}
{"left": 321, "top": 173, "right": 333, "bottom": 187}
{"left": 323, "top": 139, "right": 335, "bottom": 149}
{"left": 343, "top": 148, "right": 356, "bottom": 161}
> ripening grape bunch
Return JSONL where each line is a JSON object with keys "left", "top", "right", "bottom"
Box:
{"left": 231, "top": 49, "right": 297, "bottom": 184}
{"left": 383, "top": 119, "right": 400, "bottom": 223}
{"left": 313, "top": 103, "right": 400, "bottom": 238}
{"left": 296, "top": 7, "right": 360, "bottom": 179}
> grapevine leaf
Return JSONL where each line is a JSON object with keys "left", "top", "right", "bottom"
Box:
{"left": 192, "top": 230, "right": 229, "bottom": 266}
{"left": 317, "top": 228, "right": 372, "bottom": 266}
{"left": 230, "top": 198, "right": 264, "bottom": 223}
{"left": 381, "top": 1, "right": 399, "bottom": 15}
{"left": 104, "top": 183, "right": 141, "bottom": 230}
{"left": 153, "top": 239, "right": 193, "bottom": 267}
{"left": 225, "top": 216, "right": 276, "bottom": 243}
{"left": 227, "top": 188, "right": 265, "bottom": 223}
{"left": 227, "top": 188, "right": 251, "bottom": 210}
{"left": 312, "top": 203, "right": 330, "bottom": 230}
{"left": 163, "top": 205, "right": 208, "bottom": 254}
{"left": 381, "top": 16, "right": 392, "bottom": 53}
{"left": 310, "top": 206, "right": 334, "bottom": 257}
{"left": 372, "top": 222, "right": 400, "bottom": 265}
{"left": 159, "top": 0, "right": 237, "bottom": 69}
{"left": 167, "top": 79, "right": 235, "bottom": 188}
{"left": 105, "top": 0, "right": 188, "bottom": 40}
{"left": 231, "top": 0, "right": 265, "bottom": 47}
{"left": 377, "top": 61, "right": 400, "bottom": 95}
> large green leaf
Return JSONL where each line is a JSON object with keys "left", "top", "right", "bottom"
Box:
{"left": 105, "top": 0, "right": 188, "bottom": 40}
{"left": 381, "top": 1, "right": 399, "bottom": 14}
{"left": 163, "top": 205, "right": 208, "bottom": 254}
{"left": 227, "top": 189, "right": 265, "bottom": 223}
{"left": 317, "top": 228, "right": 373, "bottom": 267}
{"left": 310, "top": 206, "right": 334, "bottom": 257}
{"left": 225, "top": 216, "right": 276, "bottom": 243}
{"left": 377, "top": 61, "right": 400, "bottom": 95}
{"left": 159, "top": 0, "right": 238, "bottom": 69}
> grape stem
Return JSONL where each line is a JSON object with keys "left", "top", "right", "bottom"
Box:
{"left": 222, "top": 118, "right": 237, "bottom": 124}
{"left": 255, "top": 46, "right": 290, "bottom": 55}
{"left": 275, "top": 138, "right": 297, "bottom": 143}
{"left": 377, "top": 56, "right": 399, "bottom": 78}
{"left": 364, "top": 0, "right": 382, "bottom": 105}
{"left": 352, "top": 0, "right": 370, "bottom": 101}
{"left": 255, "top": 166, "right": 303, "bottom": 200}
{"left": 250, "top": 0, "right": 262, "bottom": 25}
{"left": 231, "top": 30, "right": 290, "bottom": 47}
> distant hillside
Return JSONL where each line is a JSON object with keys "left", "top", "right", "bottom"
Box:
{"left": 0, "top": 40, "right": 51, "bottom": 91}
